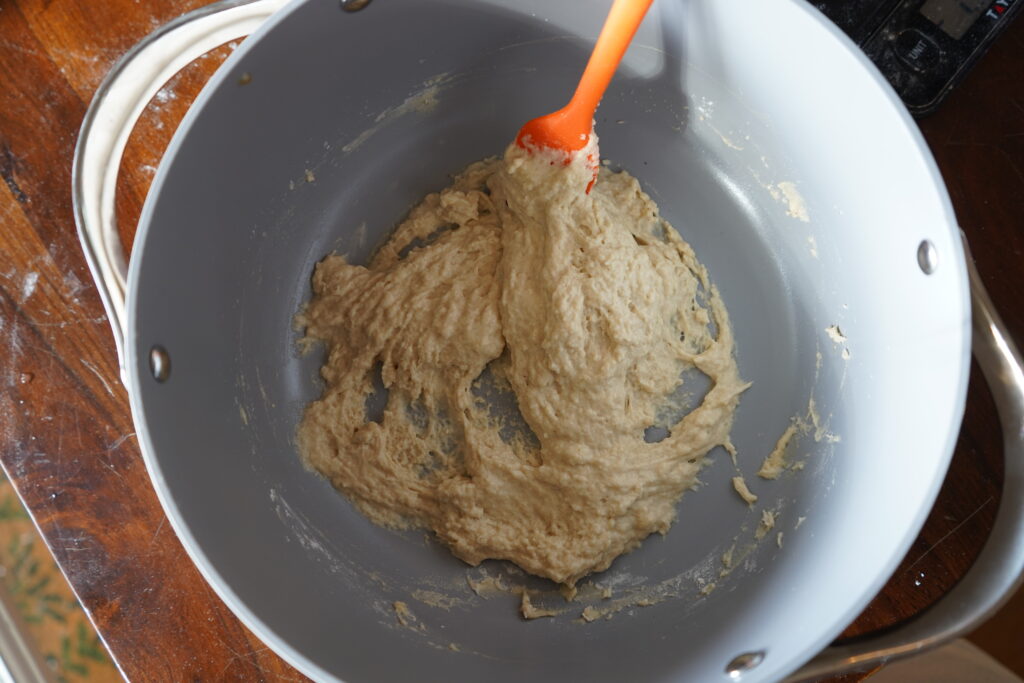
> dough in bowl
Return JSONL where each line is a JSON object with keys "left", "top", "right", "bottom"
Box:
{"left": 297, "top": 135, "right": 747, "bottom": 587}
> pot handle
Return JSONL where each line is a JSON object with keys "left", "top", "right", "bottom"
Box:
{"left": 71, "top": 0, "right": 286, "bottom": 385}
{"left": 788, "top": 236, "right": 1024, "bottom": 682}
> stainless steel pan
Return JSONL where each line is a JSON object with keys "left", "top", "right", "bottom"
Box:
{"left": 73, "top": 0, "right": 1024, "bottom": 680}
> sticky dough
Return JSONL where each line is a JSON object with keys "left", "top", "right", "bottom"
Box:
{"left": 297, "top": 136, "right": 748, "bottom": 587}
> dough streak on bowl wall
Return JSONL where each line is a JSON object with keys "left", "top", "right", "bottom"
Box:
{"left": 296, "top": 132, "right": 749, "bottom": 588}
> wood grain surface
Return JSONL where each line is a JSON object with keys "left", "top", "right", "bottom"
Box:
{"left": 0, "top": 1, "right": 1020, "bottom": 680}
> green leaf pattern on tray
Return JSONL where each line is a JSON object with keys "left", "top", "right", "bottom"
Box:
{"left": 0, "top": 474, "right": 120, "bottom": 682}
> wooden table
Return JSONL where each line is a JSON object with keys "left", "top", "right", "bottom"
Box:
{"left": 0, "top": 1, "right": 1020, "bottom": 679}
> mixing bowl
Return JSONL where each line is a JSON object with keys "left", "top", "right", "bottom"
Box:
{"left": 73, "top": 0, "right": 1024, "bottom": 680}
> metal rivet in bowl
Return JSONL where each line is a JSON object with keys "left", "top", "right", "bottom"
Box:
{"left": 917, "top": 240, "right": 938, "bottom": 274}
{"left": 340, "top": 0, "right": 372, "bottom": 11}
{"left": 150, "top": 346, "right": 170, "bottom": 383}
{"left": 726, "top": 651, "right": 765, "bottom": 679}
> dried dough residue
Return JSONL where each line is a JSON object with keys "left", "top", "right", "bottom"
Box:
{"left": 342, "top": 78, "right": 445, "bottom": 154}
{"left": 776, "top": 181, "right": 810, "bottom": 222}
{"left": 732, "top": 475, "right": 758, "bottom": 505}
{"left": 411, "top": 589, "right": 464, "bottom": 611}
{"left": 825, "top": 325, "right": 847, "bottom": 344}
{"left": 758, "top": 422, "right": 800, "bottom": 480}
{"left": 755, "top": 509, "right": 776, "bottom": 540}
{"left": 466, "top": 574, "right": 507, "bottom": 598}
{"left": 722, "top": 545, "right": 735, "bottom": 570}
{"left": 809, "top": 397, "right": 841, "bottom": 444}
{"left": 759, "top": 389, "right": 840, "bottom": 481}
{"left": 392, "top": 601, "right": 423, "bottom": 631}
{"left": 519, "top": 591, "right": 559, "bottom": 620}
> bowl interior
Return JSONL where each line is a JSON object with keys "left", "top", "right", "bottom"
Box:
{"left": 128, "top": 0, "right": 970, "bottom": 681}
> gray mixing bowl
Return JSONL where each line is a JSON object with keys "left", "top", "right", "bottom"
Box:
{"left": 73, "top": 0, "right": 1024, "bottom": 681}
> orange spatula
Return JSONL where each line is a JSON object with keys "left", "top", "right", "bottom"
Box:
{"left": 515, "top": 0, "right": 654, "bottom": 158}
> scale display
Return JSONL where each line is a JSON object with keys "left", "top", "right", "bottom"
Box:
{"left": 921, "top": 0, "right": 991, "bottom": 39}
{"left": 813, "top": 0, "right": 1021, "bottom": 115}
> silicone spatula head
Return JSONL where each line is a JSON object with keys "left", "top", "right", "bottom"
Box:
{"left": 515, "top": 0, "right": 654, "bottom": 155}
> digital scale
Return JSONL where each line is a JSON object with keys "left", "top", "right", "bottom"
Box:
{"left": 813, "top": 0, "right": 1021, "bottom": 115}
